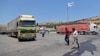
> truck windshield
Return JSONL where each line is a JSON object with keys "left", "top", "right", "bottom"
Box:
{"left": 19, "top": 20, "right": 35, "bottom": 26}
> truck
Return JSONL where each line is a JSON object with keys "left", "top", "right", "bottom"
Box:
{"left": 56, "top": 23, "right": 99, "bottom": 35}
{"left": 0, "top": 24, "right": 7, "bottom": 34}
{"left": 7, "top": 14, "right": 37, "bottom": 41}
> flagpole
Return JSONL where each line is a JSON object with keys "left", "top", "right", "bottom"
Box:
{"left": 67, "top": 2, "right": 74, "bottom": 22}
{"left": 67, "top": 3, "right": 69, "bottom": 22}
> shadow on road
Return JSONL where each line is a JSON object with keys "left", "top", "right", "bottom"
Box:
{"left": 8, "top": 36, "right": 37, "bottom": 42}
{"left": 63, "top": 38, "right": 97, "bottom": 56}
{"left": 18, "top": 39, "right": 37, "bottom": 42}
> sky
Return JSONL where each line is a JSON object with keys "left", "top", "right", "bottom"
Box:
{"left": 0, "top": 0, "right": 100, "bottom": 24}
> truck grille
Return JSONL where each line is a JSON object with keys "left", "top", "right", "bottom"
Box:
{"left": 21, "top": 30, "right": 36, "bottom": 33}
{"left": 25, "top": 33, "right": 32, "bottom": 37}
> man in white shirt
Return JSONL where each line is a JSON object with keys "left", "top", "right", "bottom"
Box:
{"left": 72, "top": 28, "right": 79, "bottom": 48}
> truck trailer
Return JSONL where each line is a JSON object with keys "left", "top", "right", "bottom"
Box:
{"left": 56, "top": 23, "right": 99, "bottom": 35}
{"left": 7, "top": 14, "right": 36, "bottom": 41}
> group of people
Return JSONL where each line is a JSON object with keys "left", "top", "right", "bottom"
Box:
{"left": 39, "top": 26, "right": 79, "bottom": 48}
{"left": 65, "top": 28, "right": 80, "bottom": 48}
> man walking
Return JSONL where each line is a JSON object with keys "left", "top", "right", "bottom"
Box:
{"left": 65, "top": 28, "right": 70, "bottom": 45}
{"left": 39, "top": 26, "right": 46, "bottom": 37}
{"left": 72, "top": 28, "right": 79, "bottom": 48}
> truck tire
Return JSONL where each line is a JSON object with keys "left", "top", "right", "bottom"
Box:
{"left": 57, "top": 32, "right": 59, "bottom": 34}
{"left": 79, "top": 32, "right": 83, "bottom": 35}
{"left": 18, "top": 38, "right": 22, "bottom": 41}
{"left": 83, "top": 31, "right": 86, "bottom": 35}
{"left": 8, "top": 33, "right": 12, "bottom": 37}
{"left": 91, "top": 31, "right": 98, "bottom": 35}
{"left": 80, "top": 31, "right": 86, "bottom": 35}
{"left": 32, "top": 38, "right": 36, "bottom": 41}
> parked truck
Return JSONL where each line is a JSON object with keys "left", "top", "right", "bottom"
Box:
{"left": 56, "top": 23, "right": 99, "bottom": 35}
{"left": 0, "top": 24, "right": 7, "bottom": 34}
{"left": 7, "top": 14, "right": 37, "bottom": 41}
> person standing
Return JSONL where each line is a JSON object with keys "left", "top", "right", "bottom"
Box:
{"left": 39, "top": 26, "right": 46, "bottom": 37}
{"left": 72, "top": 28, "right": 79, "bottom": 48}
{"left": 65, "top": 28, "right": 70, "bottom": 45}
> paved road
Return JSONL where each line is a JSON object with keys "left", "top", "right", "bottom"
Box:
{"left": 0, "top": 33, "right": 100, "bottom": 56}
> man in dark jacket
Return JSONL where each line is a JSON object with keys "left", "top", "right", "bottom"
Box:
{"left": 65, "top": 28, "right": 70, "bottom": 45}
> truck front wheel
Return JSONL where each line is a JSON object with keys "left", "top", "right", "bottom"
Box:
{"left": 32, "top": 38, "right": 36, "bottom": 41}
{"left": 18, "top": 38, "right": 22, "bottom": 41}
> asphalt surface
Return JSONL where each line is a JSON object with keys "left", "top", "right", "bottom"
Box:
{"left": 0, "top": 33, "right": 100, "bottom": 56}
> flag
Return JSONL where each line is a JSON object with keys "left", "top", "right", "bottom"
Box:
{"left": 68, "top": 2, "right": 74, "bottom": 7}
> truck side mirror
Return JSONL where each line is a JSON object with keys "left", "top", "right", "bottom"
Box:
{"left": 17, "top": 22, "right": 18, "bottom": 26}
{"left": 36, "top": 23, "right": 38, "bottom": 26}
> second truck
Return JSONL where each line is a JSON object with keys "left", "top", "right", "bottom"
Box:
{"left": 7, "top": 14, "right": 37, "bottom": 41}
{"left": 56, "top": 23, "right": 99, "bottom": 35}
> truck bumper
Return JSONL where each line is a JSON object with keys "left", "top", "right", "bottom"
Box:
{"left": 18, "top": 33, "right": 36, "bottom": 40}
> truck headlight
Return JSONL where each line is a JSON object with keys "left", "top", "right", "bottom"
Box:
{"left": 20, "top": 33, "right": 25, "bottom": 37}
